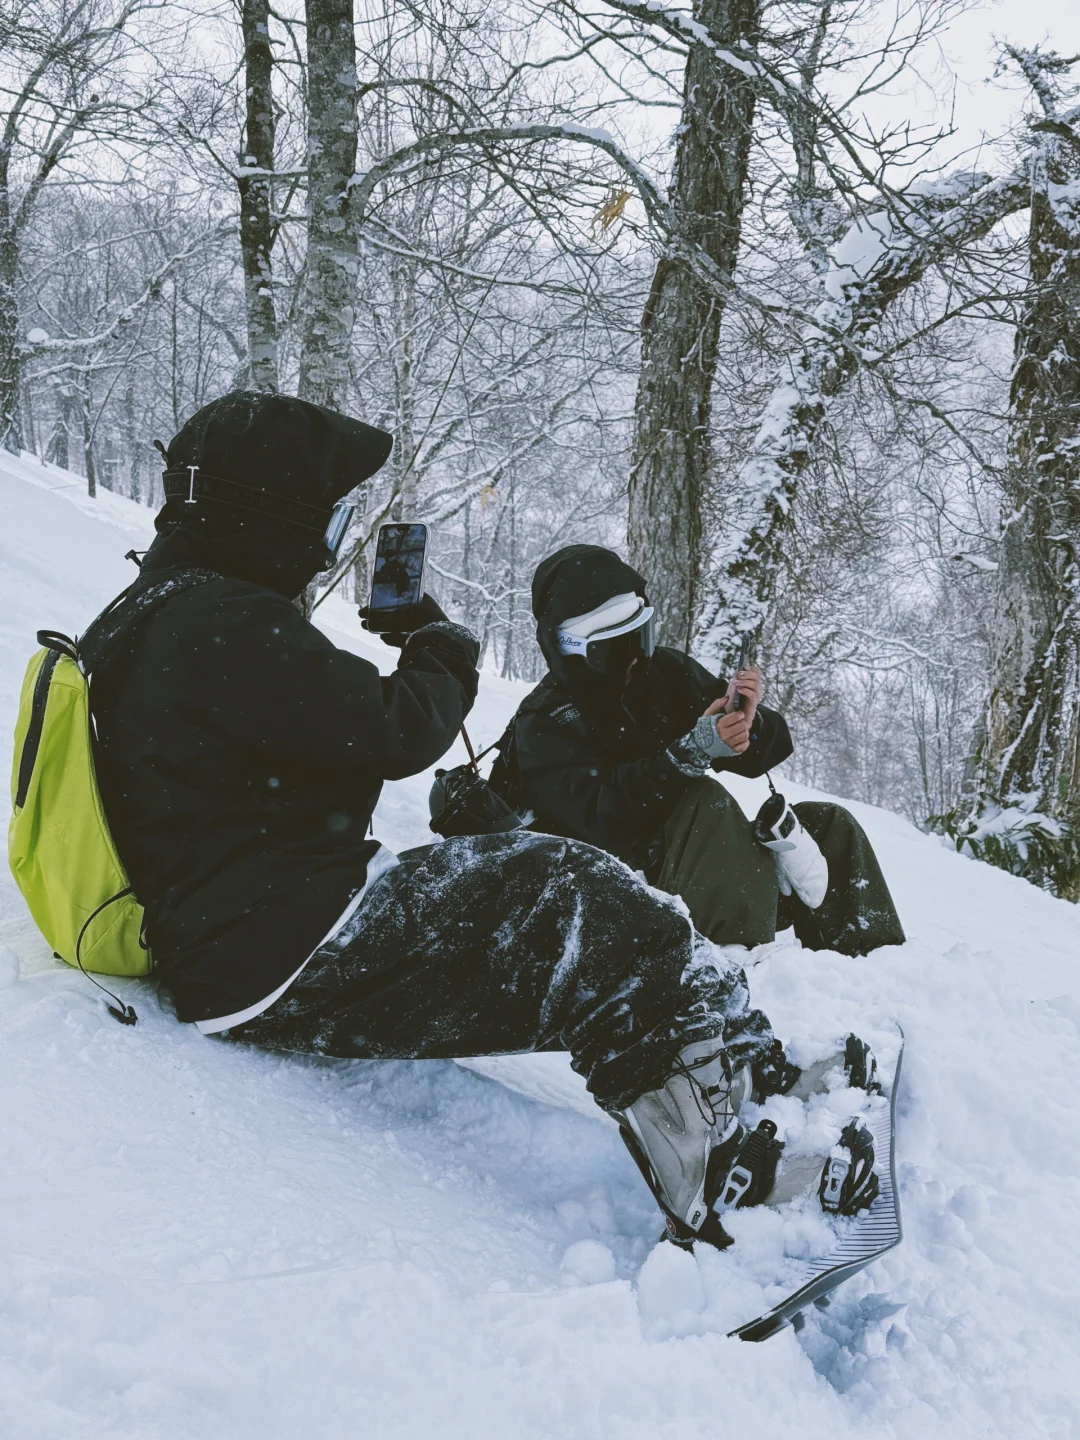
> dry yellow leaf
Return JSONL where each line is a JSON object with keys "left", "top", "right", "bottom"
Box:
{"left": 593, "top": 188, "right": 631, "bottom": 235}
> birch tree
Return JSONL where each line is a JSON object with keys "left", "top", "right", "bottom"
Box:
{"left": 297, "top": 0, "right": 358, "bottom": 409}
{"left": 238, "top": 0, "right": 279, "bottom": 391}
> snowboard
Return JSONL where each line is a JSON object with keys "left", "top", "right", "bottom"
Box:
{"left": 457, "top": 1024, "right": 904, "bottom": 1344}
{"left": 728, "top": 1026, "right": 903, "bottom": 1341}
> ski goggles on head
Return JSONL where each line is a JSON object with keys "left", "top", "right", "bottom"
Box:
{"left": 322, "top": 500, "right": 356, "bottom": 567}
{"left": 556, "top": 601, "right": 657, "bottom": 678}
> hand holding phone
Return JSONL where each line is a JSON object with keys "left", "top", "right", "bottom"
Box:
{"left": 359, "top": 593, "right": 448, "bottom": 647}
{"left": 366, "top": 522, "right": 429, "bottom": 634}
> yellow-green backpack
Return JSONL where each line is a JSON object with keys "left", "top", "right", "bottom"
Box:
{"left": 8, "top": 571, "right": 217, "bottom": 1007}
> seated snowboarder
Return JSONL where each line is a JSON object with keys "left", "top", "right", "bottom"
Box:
{"left": 489, "top": 545, "right": 905, "bottom": 956}
{"left": 79, "top": 391, "right": 882, "bottom": 1252}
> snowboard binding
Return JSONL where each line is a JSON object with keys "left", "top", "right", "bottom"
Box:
{"left": 750, "top": 1039, "right": 802, "bottom": 1103}
{"left": 714, "top": 1119, "right": 785, "bottom": 1211}
{"left": 819, "top": 1118, "right": 880, "bottom": 1216}
{"left": 844, "top": 1034, "right": 883, "bottom": 1095}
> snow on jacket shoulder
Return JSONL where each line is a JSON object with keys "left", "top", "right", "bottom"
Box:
{"left": 508, "top": 648, "right": 792, "bottom": 871}
{"left": 90, "top": 555, "right": 478, "bottom": 1023}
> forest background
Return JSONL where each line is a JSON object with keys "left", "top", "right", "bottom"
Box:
{"left": 2, "top": 0, "right": 1079, "bottom": 896}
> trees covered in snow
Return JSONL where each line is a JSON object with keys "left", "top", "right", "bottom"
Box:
{"left": 954, "top": 49, "right": 1080, "bottom": 897}
{"left": 3, "top": 0, "right": 1080, "bottom": 894}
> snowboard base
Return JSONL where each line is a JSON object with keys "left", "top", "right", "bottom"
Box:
{"left": 729, "top": 1028, "right": 904, "bottom": 1341}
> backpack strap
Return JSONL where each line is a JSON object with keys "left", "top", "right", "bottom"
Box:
{"left": 486, "top": 717, "right": 524, "bottom": 812}
{"left": 76, "top": 568, "right": 222, "bottom": 675}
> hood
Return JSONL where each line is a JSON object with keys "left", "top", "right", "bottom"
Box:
{"left": 151, "top": 391, "right": 393, "bottom": 598}
{"left": 531, "top": 544, "right": 706, "bottom": 739}
{"left": 532, "top": 545, "right": 648, "bottom": 685}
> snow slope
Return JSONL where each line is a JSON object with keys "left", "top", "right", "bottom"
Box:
{"left": 1, "top": 453, "right": 1078, "bottom": 1439}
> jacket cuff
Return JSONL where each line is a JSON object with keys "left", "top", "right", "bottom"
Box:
{"left": 692, "top": 713, "right": 738, "bottom": 759}
{"left": 666, "top": 732, "right": 712, "bottom": 777}
{"left": 404, "top": 619, "right": 480, "bottom": 656}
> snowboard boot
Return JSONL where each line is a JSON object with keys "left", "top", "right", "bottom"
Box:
{"left": 617, "top": 1038, "right": 761, "bottom": 1251}
{"left": 819, "top": 1118, "right": 880, "bottom": 1216}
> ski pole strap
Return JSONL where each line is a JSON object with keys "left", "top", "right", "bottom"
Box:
{"left": 460, "top": 724, "right": 479, "bottom": 769}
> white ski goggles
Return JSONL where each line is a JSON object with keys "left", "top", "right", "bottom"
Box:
{"left": 556, "top": 604, "right": 656, "bottom": 677}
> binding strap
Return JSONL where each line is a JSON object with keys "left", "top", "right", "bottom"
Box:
{"left": 162, "top": 467, "right": 332, "bottom": 534}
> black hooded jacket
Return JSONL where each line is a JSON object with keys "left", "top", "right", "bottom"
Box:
{"left": 495, "top": 546, "right": 792, "bottom": 872}
{"left": 88, "top": 393, "right": 479, "bottom": 1023}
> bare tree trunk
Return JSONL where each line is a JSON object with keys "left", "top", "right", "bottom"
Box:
{"left": 978, "top": 97, "right": 1080, "bottom": 895}
{"left": 627, "top": 0, "right": 762, "bottom": 650}
{"left": 123, "top": 383, "right": 145, "bottom": 501}
{"left": 297, "top": 0, "right": 358, "bottom": 411}
{"left": 0, "top": 231, "right": 21, "bottom": 453}
{"left": 21, "top": 374, "right": 38, "bottom": 457}
{"left": 238, "top": 0, "right": 279, "bottom": 392}
{"left": 81, "top": 373, "right": 97, "bottom": 496}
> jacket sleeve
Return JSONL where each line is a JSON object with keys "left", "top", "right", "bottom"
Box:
{"left": 516, "top": 713, "right": 699, "bottom": 856}
{"left": 711, "top": 703, "right": 793, "bottom": 779}
{"left": 183, "top": 586, "right": 477, "bottom": 782}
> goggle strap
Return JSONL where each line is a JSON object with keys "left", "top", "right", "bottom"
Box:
{"left": 162, "top": 467, "right": 333, "bottom": 535}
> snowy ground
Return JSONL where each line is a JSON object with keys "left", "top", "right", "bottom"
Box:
{"left": 1, "top": 452, "right": 1078, "bottom": 1439}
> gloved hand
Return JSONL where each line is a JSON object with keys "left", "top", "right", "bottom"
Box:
{"left": 359, "top": 593, "right": 449, "bottom": 648}
{"left": 403, "top": 621, "right": 481, "bottom": 709}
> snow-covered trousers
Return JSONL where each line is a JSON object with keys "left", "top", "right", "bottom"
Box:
{"left": 231, "top": 831, "right": 774, "bottom": 1112}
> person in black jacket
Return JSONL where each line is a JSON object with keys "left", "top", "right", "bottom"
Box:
{"left": 85, "top": 390, "right": 888, "bottom": 1252}
{"left": 491, "top": 545, "right": 905, "bottom": 956}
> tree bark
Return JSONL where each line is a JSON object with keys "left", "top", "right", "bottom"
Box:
{"left": 627, "top": 0, "right": 762, "bottom": 651}
{"left": 0, "top": 230, "right": 21, "bottom": 453}
{"left": 238, "top": 0, "right": 279, "bottom": 392}
{"left": 297, "top": 0, "right": 358, "bottom": 411}
{"left": 979, "top": 115, "right": 1080, "bottom": 895}
{"left": 81, "top": 372, "right": 97, "bottom": 496}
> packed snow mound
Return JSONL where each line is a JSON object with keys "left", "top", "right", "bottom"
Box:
{"left": 1, "top": 454, "right": 1078, "bottom": 1439}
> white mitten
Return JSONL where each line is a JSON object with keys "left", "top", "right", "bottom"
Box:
{"left": 754, "top": 792, "right": 828, "bottom": 910}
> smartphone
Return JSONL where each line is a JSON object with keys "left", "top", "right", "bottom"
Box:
{"left": 734, "top": 633, "right": 752, "bottom": 712}
{"left": 367, "top": 522, "right": 429, "bottom": 628}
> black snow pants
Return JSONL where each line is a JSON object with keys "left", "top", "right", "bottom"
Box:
{"left": 231, "top": 831, "right": 774, "bottom": 1112}
{"left": 652, "top": 779, "right": 906, "bottom": 955}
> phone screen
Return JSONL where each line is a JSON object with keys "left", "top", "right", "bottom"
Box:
{"left": 370, "top": 523, "right": 428, "bottom": 615}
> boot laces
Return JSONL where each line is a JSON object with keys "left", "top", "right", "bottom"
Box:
{"left": 667, "top": 1045, "right": 736, "bottom": 1131}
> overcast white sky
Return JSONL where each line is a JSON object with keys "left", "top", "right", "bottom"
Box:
{"left": 927, "top": 0, "right": 1079, "bottom": 154}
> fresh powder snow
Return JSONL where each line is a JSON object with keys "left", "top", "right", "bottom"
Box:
{"left": 1, "top": 452, "right": 1078, "bottom": 1438}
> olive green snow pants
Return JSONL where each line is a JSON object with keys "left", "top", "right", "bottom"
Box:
{"left": 652, "top": 779, "right": 905, "bottom": 956}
